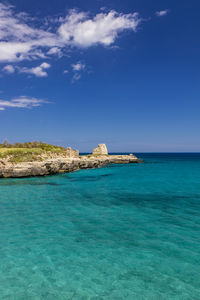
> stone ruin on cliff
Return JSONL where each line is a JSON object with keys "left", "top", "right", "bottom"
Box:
{"left": 92, "top": 144, "right": 108, "bottom": 155}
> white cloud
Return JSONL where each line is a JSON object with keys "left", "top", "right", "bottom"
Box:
{"left": 0, "top": 96, "right": 49, "bottom": 110}
{"left": 2, "top": 64, "right": 15, "bottom": 73}
{"left": 59, "top": 10, "right": 140, "bottom": 47}
{"left": 72, "top": 62, "right": 85, "bottom": 71}
{"left": 71, "top": 61, "right": 86, "bottom": 82}
{"left": 47, "top": 47, "right": 63, "bottom": 57}
{"left": 155, "top": 10, "right": 169, "bottom": 17}
{"left": 63, "top": 69, "right": 68, "bottom": 74}
{"left": 19, "top": 62, "right": 51, "bottom": 77}
{"left": 0, "top": 42, "right": 32, "bottom": 62}
{"left": 0, "top": 3, "right": 140, "bottom": 63}
{"left": 0, "top": 4, "right": 57, "bottom": 62}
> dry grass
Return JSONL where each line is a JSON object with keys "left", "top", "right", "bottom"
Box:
{"left": 0, "top": 144, "right": 67, "bottom": 163}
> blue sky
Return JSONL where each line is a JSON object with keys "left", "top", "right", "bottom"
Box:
{"left": 0, "top": 0, "right": 199, "bottom": 152}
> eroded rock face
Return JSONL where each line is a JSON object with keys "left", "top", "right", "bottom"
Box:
{"left": 65, "top": 147, "right": 79, "bottom": 158}
{"left": 0, "top": 142, "right": 142, "bottom": 178}
{"left": 93, "top": 144, "right": 108, "bottom": 155}
{"left": 0, "top": 155, "right": 142, "bottom": 178}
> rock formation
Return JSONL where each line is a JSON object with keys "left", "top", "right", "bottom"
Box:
{"left": 0, "top": 143, "right": 142, "bottom": 178}
{"left": 65, "top": 147, "right": 79, "bottom": 158}
{"left": 93, "top": 144, "right": 108, "bottom": 155}
{"left": 0, "top": 155, "right": 142, "bottom": 178}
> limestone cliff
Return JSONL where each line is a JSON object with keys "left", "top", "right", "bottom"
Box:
{"left": 65, "top": 147, "right": 79, "bottom": 158}
{"left": 93, "top": 144, "right": 108, "bottom": 155}
{"left": 0, "top": 144, "right": 142, "bottom": 178}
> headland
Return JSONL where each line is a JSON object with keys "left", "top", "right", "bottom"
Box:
{"left": 0, "top": 142, "right": 142, "bottom": 178}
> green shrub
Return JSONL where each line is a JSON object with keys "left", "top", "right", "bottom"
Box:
{"left": 0, "top": 142, "right": 68, "bottom": 162}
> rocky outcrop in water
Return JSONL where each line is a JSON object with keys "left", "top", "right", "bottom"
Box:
{"left": 0, "top": 144, "right": 142, "bottom": 178}
{"left": 0, "top": 155, "right": 142, "bottom": 178}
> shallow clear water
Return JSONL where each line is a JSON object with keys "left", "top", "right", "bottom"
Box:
{"left": 0, "top": 153, "right": 200, "bottom": 299}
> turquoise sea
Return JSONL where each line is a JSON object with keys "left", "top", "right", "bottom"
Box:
{"left": 0, "top": 153, "right": 200, "bottom": 299}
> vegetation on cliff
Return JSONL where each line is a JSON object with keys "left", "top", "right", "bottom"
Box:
{"left": 0, "top": 141, "right": 67, "bottom": 163}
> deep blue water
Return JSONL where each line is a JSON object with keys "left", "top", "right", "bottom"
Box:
{"left": 0, "top": 153, "right": 200, "bottom": 299}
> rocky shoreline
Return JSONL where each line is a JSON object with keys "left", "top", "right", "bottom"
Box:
{"left": 0, "top": 144, "right": 142, "bottom": 178}
{"left": 0, "top": 155, "right": 142, "bottom": 178}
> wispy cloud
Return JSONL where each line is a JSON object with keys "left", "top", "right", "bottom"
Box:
{"left": 71, "top": 61, "right": 86, "bottom": 82}
{"left": 18, "top": 62, "right": 51, "bottom": 77}
{"left": 72, "top": 62, "right": 85, "bottom": 71}
{"left": 155, "top": 10, "right": 169, "bottom": 17}
{"left": 0, "top": 3, "right": 140, "bottom": 64}
{"left": 47, "top": 47, "right": 63, "bottom": 58}
{"left": 2, "top": 64, "right": 15, "bottom": 74}
{"left": 72, "top": 73, "right": 81, "bottom": 83}
{"left": 0, "top": 96, "right": 49, "bottom": 110}
{"left": 0, "top": 3, "right": 56, "bottom": 62}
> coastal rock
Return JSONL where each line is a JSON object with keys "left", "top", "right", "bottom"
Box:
{"left": 0, "top": 143, "right": 142, "bottom": 178}
{"left": 65, "top": 147, "right": 79, "bottom": 158}
{"left": 129, "top": 153, "right": 137, "bottom": 158}
{"left": 93, "top": 144, "right": 108, "bottom": 155}
{"left": 0, "top": 155, "right": 142, "bottom": 178}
